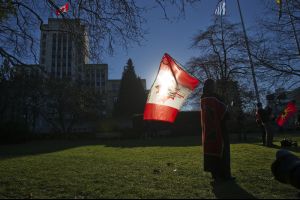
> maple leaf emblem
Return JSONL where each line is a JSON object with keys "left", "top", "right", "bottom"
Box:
{"left": 281, "top": 107, "right": 292, "bottom": 119}
{"left": 155, "top": 84, "right": 185, "bottom": 103}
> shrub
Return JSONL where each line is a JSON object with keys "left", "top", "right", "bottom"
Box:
{"left": 0, "top": 121, "right": 30, "bottom": 144}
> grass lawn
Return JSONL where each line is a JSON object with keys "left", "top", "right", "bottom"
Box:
{"left": 0, "top": 132, "right": 299, "bottom": 199}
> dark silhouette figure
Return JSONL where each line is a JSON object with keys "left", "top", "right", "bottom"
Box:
{"left": 264, "top": 105, "right": 275, "bottom": 147}
{"left": 255, "top": 103, "right": 274, "bottom": 147}
{"left": 271, "top": 149, "right": 300, "bottom": 190}
{"left": 255, "top": 102, "right": 266, "bottom": 146}
{"left": 200, "top": 79, "right": 234, "bottom": 181}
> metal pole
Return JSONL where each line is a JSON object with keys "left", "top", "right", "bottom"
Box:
{"left": 237, "top": 0, "right": 260, "bottom": 103}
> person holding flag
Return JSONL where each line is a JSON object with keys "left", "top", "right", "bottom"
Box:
{"left": 264, "top": 104, "right": 275, "bottom": 147}
{"left": 255, "top": 102, "right": 266, "bottom": 146}
{"left": 200, "top": 79, "right": 234, "bottom": 182}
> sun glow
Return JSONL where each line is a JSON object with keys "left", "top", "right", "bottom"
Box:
{"left": 155, "top": 69, "right": 176, "bottom": 97}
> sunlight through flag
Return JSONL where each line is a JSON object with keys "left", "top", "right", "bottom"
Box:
{"left": 143, "top": 53, "right": 200, "bottom": 123}
{"left": 56, "top": 2, "right": 69, "bottom": 16}
{"left": 215, "top": 0, "right": 226, "bottom": 16}
{"left": 276, "top": 101, "right": 297, "bottom": 127}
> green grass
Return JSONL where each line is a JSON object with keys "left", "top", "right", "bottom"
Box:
{"left": 0, "top": 133, "right": 299, "bottom": 199}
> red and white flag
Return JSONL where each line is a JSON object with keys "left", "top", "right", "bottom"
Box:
{"left": 56, "top": 2, "right": 69, "bottom": 16}
{"left": 144, "top": 53, "right": 200, "bottom": 123}
{"left": 276, "top": 101, "right": 297, "bottom": 127}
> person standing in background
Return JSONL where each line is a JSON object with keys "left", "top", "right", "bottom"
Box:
{"left": 256, "top": 103, "right": 266, "bottom": 146}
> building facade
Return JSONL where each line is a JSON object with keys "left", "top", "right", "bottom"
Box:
{"left": 10, "top": 18, "right": 147, "bottom": 133}
{"left": 40, "top": 18, "right": 88, "bottom": 80}
{"left": 40, "top": 19, "right": 109, "bottom": 99}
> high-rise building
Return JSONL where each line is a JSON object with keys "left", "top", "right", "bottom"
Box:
{"left": 40, "top": 18, "right": 86, "bottom": 79}
{"left": 11, "top": 18, "right": 147, "bottom": 133}
{"left": 39, "top": 18, "right": 108, "bottom": 94}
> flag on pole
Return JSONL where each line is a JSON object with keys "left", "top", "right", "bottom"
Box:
{"left": 56, "top": 2, "right": 69, "bottom": 16}
{"left": 143, "top": 53, "right": 200, "bottom": 123}
{"left": 215, "top": 0, "right": 226, "bottom": 16}
{"left": 276, "top": 0, "right": 283, "bottom": 20}
{"left": 276, "top": 101, "right": 297, "bottom": 127}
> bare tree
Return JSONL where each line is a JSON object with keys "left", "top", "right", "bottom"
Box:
{"left": 186, "top": 18, "right": 258, "bottom": 130}
{"left": 252, "top": 0, "right": 300, "bottom": 89}
{"left": 0, "top": 0, "right": 201, "bottom": 67}
{"left": 188, "top": 18, "right": 248, "bottom": 93}
{"left": 39, "top": 79, "right": 104, "bottom": 133}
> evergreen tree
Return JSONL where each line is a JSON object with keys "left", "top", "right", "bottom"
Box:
{"left": 114, "top": 59, "right": 146, "bottom": 117}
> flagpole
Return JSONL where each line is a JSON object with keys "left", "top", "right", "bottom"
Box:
{"left": 220, "top": 8, "right": 226, "bottom": 79}
{"left": 236, "top": 0, "right": 260, "bottom": 104}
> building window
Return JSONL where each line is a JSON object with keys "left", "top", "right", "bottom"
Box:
{"left": 68, "top": 62, "right": 71, "bottom": 76}
{"left": 101, "top": 72, "right": 106, "bottom": 80}
{"left": 51, "top": 67, "right": 55, "bottom": 77}
{"left": 113, "top": 84, "right": 119, "bottom": 92}
{"left": 42, "top": 48, "right": 46, "bottom": 56}
{"left": 101, "top": 80, "right": 105, "bottom": 87}
{"left": 52, "top": 33, "right": 56, "bottom": 43}
{"left": 62, "top": 66, "right": 66, "bottom": 77}
{"left": 114, "top": 97, "right": 118, "bottom": 103}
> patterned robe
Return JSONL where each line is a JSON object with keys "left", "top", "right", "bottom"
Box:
{"left": 201, "top": 94, "right": 231, "bottom": 178}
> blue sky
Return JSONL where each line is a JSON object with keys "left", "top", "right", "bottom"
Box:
{"left": 102, "top": 0, "right": 266, "bottom": 89}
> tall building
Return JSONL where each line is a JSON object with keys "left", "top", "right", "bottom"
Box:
{"left": 40, "top": 18, "right": 86, "bottom": 80}
{"left": 84, "top": 64, "right": 108, "bottom": 94}
{"left": 10, "top": 18, "right": 147, "bottom": 133}
{"left": 39, "top": 18, "right": 108, "bottom": 94}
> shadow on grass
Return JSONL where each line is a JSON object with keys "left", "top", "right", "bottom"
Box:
{"left": 0, "top": 136, "right": 203, "bottom": 159}
{"left": 0, "top": 140, "right": 102, "bottom": 159}
{"left": 211, "top": 180, "right": 256, "bottom": 199}
{"left": 0, "top": 134, "right": 255, "bottom": 159}
{"left": 1, "top": 133, "right": 298, "bottom": 159}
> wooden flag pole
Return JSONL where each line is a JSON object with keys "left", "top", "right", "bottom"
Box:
{"left": 237, "top": 0, "right": 261, "bottom": 104}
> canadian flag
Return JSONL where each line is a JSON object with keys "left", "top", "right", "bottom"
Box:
{"left": 143, "top": 53, "right": 200, "bottom": 123}
{"left": 56, "top": 2, "right": 69, "bottom": 16}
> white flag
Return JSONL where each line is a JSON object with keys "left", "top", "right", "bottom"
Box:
{"left": 144, "top": 53, "right": 200, "bottom": 123}
{"left": 215, "top": 0, "right": 226, "bottom": 16}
